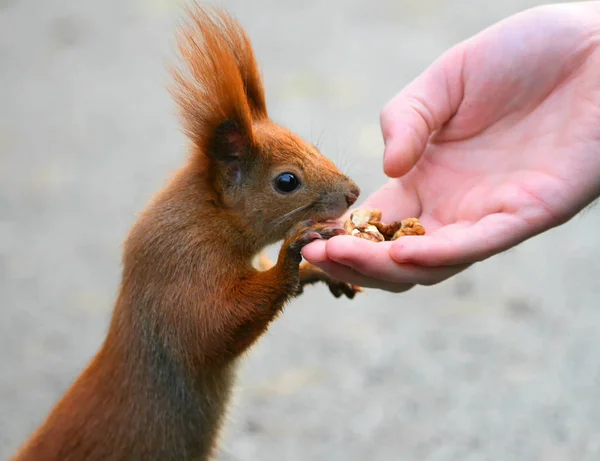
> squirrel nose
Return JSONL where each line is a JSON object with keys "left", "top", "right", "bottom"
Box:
{"left": 345, "top": 185, "right": 360, "bottom": 207}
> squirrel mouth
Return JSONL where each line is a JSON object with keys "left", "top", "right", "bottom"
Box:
{"left": 310, "top": 206, "right": 347, "bottom": 223}
{"left": 303, "top": 197, "right": 349, "bottom": 225}
{"left": 311, "top": 213, "right": 346, "bottom": 226}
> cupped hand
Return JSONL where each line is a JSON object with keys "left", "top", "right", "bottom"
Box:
{"left": 303, "top": 2, "right": 600, "bottom": 291}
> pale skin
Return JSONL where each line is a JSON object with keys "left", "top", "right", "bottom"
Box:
{"left": 303, "top": 1, "right": 600, "bottom": 292}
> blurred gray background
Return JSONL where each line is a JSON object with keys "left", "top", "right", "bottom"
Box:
{"left": 2, "top": 0, "right": 600, "bottom": 459}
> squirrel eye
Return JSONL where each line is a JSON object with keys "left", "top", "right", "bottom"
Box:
{"left": 274, "top": 172, "right": 300, "bottom": 193}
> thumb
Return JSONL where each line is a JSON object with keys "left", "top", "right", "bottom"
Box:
{"left": 381, "top": 45, "right": 466, "bottom": 178}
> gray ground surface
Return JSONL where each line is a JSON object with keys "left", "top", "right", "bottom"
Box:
{"left": 2, "top": 0, "right": 600, "bottom": 459}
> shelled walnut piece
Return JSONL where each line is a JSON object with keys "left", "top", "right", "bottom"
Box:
{"left": 344, "top": 209, "right": 426, "bottom": 242}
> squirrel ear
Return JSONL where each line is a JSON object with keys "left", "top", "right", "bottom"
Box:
{"left": 211, "top": 120, "right": 249, "bottom": 162}
{"left": 209, "top": 120, "right": 250, "bottom": 185}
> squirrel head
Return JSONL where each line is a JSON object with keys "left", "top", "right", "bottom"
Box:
{"left": 171, "top": 6, "right": 360, "bottom": 247}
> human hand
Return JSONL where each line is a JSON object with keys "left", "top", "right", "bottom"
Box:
{"left": 303, "top": 2, "right": 600, "bottom": 292}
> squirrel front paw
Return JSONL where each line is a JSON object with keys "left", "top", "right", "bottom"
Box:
{"left": 279, "top": 223, "right": 362, "bottom": 299}
{"left": 284, "top": 220, "right": 346, "bottom": 264}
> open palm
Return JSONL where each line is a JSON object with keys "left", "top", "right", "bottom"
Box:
{"left": 303, "top": 2, "right": 600, "bottom": 291}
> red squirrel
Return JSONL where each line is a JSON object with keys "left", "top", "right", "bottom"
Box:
{"left": 11, "top": 5, "right": 361, "bottom": 461}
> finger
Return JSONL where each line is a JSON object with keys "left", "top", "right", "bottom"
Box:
{"left": 390, "top": 213, "right": 536, "bottom": 266}
{"left": 313, "top": 261, "right": 415, "bottom": 293}
{"left": 380, "top": 45, "right": 466, "bottom": 178}
{"left": 302, "top": 239, "right": 329, "bottom": 264}
{"left": 323, "top": 235, "right": 470, "bottom": 286}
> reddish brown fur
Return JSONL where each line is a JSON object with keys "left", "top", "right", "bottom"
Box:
{"left": 11, "top": 5, "right": 359, "bottom": 461}
{"left": 171, "top": 5, "right": 267, "bottom": 151}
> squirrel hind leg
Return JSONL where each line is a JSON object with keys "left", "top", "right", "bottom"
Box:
{"left": 299, "top": 262, "right": 362, "bottom": 299}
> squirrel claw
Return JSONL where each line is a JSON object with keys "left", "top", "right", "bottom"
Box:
{"left": 330, "top": 228, "right": 347, "bottom": 237}
{"left": 305, "top": 231, "right": 324, "bottom": 241}
{"left": 327, "top": 281, "right": 362, "bottom": 299}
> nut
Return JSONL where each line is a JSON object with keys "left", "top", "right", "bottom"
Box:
{"left": 353, "top": 223, "right": 385, "bottom": 242}
{"left": 391, "top": 217, "right": 426, "bottom": 240}
{"left": 344, "top": 209, "right": 382, "bottom": 232}
{"left": 344, "top": 209, "right": 426, "bottom": 242}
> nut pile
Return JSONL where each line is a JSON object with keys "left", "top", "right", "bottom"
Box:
{"left": 344, "top": 209, "right": 425, "bottom": 242}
